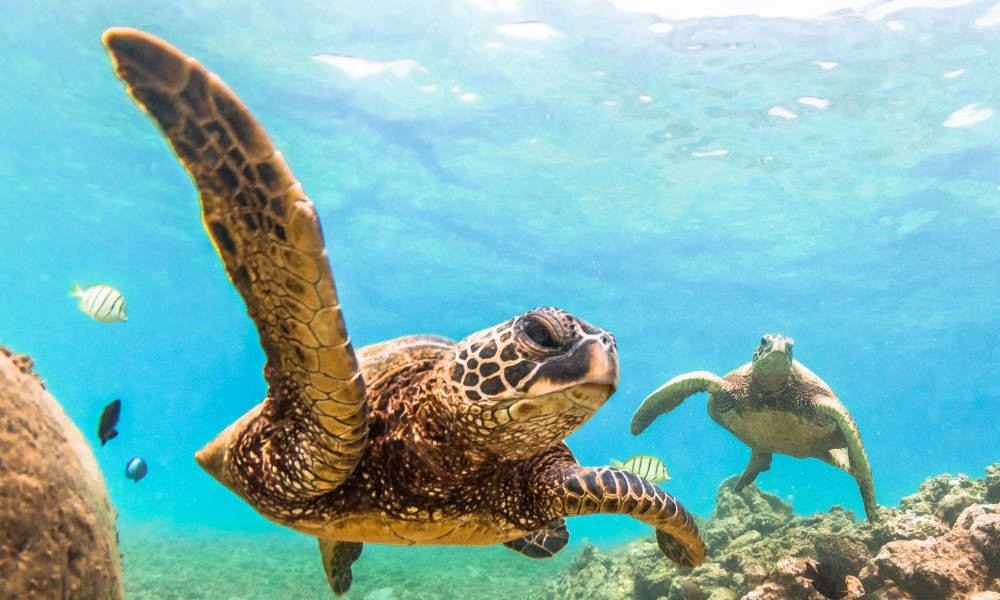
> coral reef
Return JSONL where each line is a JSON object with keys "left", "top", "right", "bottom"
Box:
{"left": 0, "top": 344, "right": 123, "bottom": 599}
{"left": 541, "top": 466, "right": 1000, "bottom": 600}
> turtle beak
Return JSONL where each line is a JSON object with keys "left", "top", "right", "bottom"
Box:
{"left": 523, "top": 336, "right": 619, "bottom": 402}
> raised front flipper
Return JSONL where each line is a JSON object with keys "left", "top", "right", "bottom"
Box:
{"left": 503, "top": 518, "right": 569, "bottom": 559}
{"left": 103, "top": 29, "right": 367, "bottom": 500}
{"left": 814, "top": 397, "right": 879, "bottom": 522}
{"left": 631, "top": 371, "right": 726, "bottom": 435}
{"left": 319, "top": 539, "right": 363, "bottom": 597}
{"left": 544, "top": 466, "right": 706, "bottom": 568}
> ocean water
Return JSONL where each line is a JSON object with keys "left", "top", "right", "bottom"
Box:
{"left": 2, "top": 0, "right": 999, "bottom": 596}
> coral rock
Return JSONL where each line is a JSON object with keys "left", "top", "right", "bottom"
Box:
{"left": 986, "top": 464, "right": 1000, "bottom": 504}
{"left": 740, "top": 557, "right": 863, "bottom": 600}
{"left": 899, "top": 473, "right": 986, "bottom": 526}
{"left": 0, "top": 345, "right": 123, "bottom": 599}
{"left": 859, "top": 532, "right": 989, "bottom": 600}
{"left": 870, "top": 510, "right": 950, "bottom": 547}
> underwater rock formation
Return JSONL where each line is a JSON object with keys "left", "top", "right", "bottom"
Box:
{"left": 541, "top": 466, "right": 1000, "bottom": 600}
{"left": 0, "top": 345, "right": 123, "bottom": 599}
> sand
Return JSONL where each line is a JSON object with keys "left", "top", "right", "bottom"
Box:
{"left": 120, "top": 523, "right": 573, "bottom": 599}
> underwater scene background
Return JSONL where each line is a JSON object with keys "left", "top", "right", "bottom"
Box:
{"left": 2, "top": 0, "right": 999, "bottom": 597}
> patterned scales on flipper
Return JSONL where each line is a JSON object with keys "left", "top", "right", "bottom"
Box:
{"left": 103, "top": 29, "right": 368, "bottom": 504}
{"left": 544, "top": 458, "right": 706, "bottom": 568}
{"left": 319, "top": 539, "right": 363, "bottom": 597}
{"left": 503, "top": 518, "right": 569, "bottom": 558}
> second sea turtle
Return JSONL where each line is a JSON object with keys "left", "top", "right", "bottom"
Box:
{"left": 631, "top": 334, "right": 877, "bottom": 521}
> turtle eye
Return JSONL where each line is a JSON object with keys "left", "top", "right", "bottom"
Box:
{"left": 520, "top": 316, "right": 559, "bottom": 351}
{"left": 760, "top": 336, "right": 769, "bottom": 347}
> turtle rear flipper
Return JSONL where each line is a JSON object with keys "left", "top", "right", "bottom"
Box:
{"left": 814, "top": 398, "right": 878, "bottom": 522}
{"left": 319, "top": 539, "right": 363, "bottom": 596}
{"left": 103, "top": 29, "right": 367, "bottom": 500}
{"left": 734, "top": 449, "right": 772, "bottom": 492}
{"left": 503, "top": 518, "right": 569, "bottom": 558}
{"left": 631, "top": 371, "right": 726, "bottom": 435}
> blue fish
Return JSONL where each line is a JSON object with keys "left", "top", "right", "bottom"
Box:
{"left": 125, "top": 457, "right": 147, "bottom": 482}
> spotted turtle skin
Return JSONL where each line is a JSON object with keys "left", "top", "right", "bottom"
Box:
{"left": 102, "top": 28, "right": 706, "bottom": 596}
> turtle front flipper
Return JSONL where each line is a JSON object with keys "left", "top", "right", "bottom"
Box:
{"left": 814, "top": 397, "right": 879, "bottom": 522}
{"left": 503, "top": 518, "right": 569, "bottom": 559}
{"left": 103, "top": 29, "right": 367, "bottom": 500}
{"left": 631, "top": 371, "right": 726, "bottom": 435}
{"left": 545, "top": 466, "right": 706, "bottom": 568}
{"left": 734, "top": 449, "right": 772, "bottom": 491}
{"left": 319, "top": 539, "right": 363, "bottom": 596}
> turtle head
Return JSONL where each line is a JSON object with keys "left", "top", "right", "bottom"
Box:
{"left": 444, "top": 307, "right": 618, "bottom": 459}
{"left": 751, "top": 333, "right": 794, "bottom": 393}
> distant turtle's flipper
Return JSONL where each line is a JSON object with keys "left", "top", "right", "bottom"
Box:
{"left": 545, "top": 466, "right": 706, "bottom": 568}
{"left": 815, "top": 398, "right": 878, "bottom": 522}
{"left": 631, "top": 371, "right": 725, "bottom": 435}
{"left": 319, "top": 539, "right": 363, "bottom": 597}
{"left": 734, "top": 450, "right": 772, "bottom": 492}
{"left": 819, "top": 447, "right": 851, "bottom": 473}
{"left": 103, "top": 28, "right": 367, "bottom": 499}
{"left": 503, "top": 518, "right": 569, "bottom": 558}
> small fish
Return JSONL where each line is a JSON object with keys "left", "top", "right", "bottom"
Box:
{"left": 125, "top": 458, "right": 147, "bottom": 482}
{"left": 69, "top": 282, "right": 127, "bottom": 323}
{"left": 97, "top": 398, "right": 121, "bottom": 446}
{"left": 680, "top": 579, "right": 704, "bottom": 600}
{"left": 610, "top": 455, "right": 671, "bottom": 484}
{"left": 802, "top": 561, "right": 849, "bottom": 600}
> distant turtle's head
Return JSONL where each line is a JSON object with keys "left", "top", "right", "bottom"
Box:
{"left": 444, "top": 307, "right": 618, "bottom": 458}
{"left": 751, "top": 333, "right": 794, "bottom": 393}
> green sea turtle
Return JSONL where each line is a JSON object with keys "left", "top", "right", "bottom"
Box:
{"left": 630, "top": 334, "right": 877, "bottom": 521}
{"left": 101, "top": 28, "right": 706, "bottom": 595}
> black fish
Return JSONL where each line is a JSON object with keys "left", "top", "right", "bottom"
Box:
{"left": 97, "top": 399, "right": 121, "bottom": 446}
{"left": 802, "top": 561, "right": 849, "bottom": 600}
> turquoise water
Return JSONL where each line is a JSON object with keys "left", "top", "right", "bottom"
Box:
{"left": 2, "top": 0, "right": 999, "bottom": 575}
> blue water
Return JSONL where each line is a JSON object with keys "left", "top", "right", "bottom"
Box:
{"left": 2, "top": 0, "right": 999, "bottom": 553}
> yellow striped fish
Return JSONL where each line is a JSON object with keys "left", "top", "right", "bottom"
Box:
{"left": 610, "top": 455, "right": 671, "bottom": 484}
{"left": 68, "top": 282, "right": 127, "bottom": 323}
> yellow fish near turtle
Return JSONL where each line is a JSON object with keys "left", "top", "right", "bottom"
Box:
{"left": 610, "top": 455, "right": 671, "bottom": 484}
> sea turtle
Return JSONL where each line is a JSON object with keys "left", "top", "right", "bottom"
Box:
{"left": 101, "top": 28, "right": 706, "bottom": 595}
{"left": 630, "top": 334, "right": 878, "bottom": 522}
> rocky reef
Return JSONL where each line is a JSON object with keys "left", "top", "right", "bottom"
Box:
{"left": 0, "top": 345, "right": 123, "bottom": 599}
{"left": 541, "top": 465, "right": 1000, "bottom": 600}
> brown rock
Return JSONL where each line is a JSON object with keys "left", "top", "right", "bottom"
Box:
{"left": 740, "top": 557, "right": 863, "bottom": 600}
{"left": 955, "top": 503, "right": 1000, "bottom": 530}
{"left": 859, "top": 531, "right": 988, "bottom": 600}
{"left": 870, "top": 510, "right": 950, "bottom": 547}
{"left": 0, "top": 345, "right": 123, "bottom": 599}
{"left": 968, "top": 513, "right": 1000, "bottom": 564}
{"left": 863, "top": 582, "right": 915, "bottom": 600}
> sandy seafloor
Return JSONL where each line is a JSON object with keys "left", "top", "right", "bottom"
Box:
{"left": 120, "top": 524, "right": 573, "bottom": 599}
